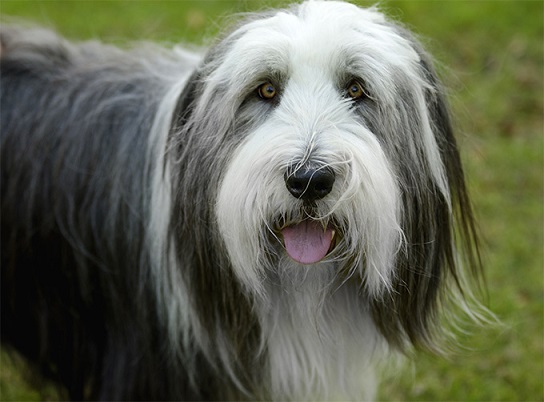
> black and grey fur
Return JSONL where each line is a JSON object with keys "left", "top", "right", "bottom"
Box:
{"left": 1, "top": 1, "right": 485, "bottom": 400}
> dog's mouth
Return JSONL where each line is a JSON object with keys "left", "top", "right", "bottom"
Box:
{"left": 279, "top": 220, "right": 337, "bottom": 265}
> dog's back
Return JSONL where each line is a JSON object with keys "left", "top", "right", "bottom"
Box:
{"left": 0, "top": 27, "right": 203, "bottom": 400}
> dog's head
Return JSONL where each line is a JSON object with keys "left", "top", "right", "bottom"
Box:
{"left": 172, "top": 0, "right": 480, "bottom": 351}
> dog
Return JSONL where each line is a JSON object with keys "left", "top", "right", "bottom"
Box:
{"left": 0, "top": 1, "right": 485, "bottom": 400}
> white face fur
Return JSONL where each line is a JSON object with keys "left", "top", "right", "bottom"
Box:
{"left": 216, "top": 1, "right": 447, "bottom": 297}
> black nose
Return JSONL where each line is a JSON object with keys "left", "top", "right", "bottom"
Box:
{"left": 285, "top": 165, "right": 335, "bottom": 201}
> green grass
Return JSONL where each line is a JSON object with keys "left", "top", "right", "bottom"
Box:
{"left": 1, "top": 1, "right": 542, "bottom": 401}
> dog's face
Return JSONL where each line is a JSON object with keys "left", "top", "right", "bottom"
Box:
{"left": 215, "top": 5, "right": 406, "bottom": 294}
{"left": 210, "top": 1, "right": 444, "bottom": 288}
{"left": 175, "top": 0, "right": 475, "bottom": 351}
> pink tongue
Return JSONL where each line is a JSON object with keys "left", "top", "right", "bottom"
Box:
{"left": 281, "top": 221, "right": 334, "bottom": 264}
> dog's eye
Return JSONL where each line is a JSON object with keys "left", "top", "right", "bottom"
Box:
{"left": 258, "top": 82, "right": 277, "bottom": 100}
{"left": 346, "top": 80, "right": 368, "bottom": 100}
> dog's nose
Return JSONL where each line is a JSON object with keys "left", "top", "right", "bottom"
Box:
{"left": 285, "top": 166, "right": 335, "bottom": 201}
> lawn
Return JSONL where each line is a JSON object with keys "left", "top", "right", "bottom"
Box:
{"left": 1, "top": 1, "right": 542, "bottom": 401}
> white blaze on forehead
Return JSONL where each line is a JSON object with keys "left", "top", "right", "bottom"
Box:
{"left": 206, "top": 1, "right": 421, "bottom": 91}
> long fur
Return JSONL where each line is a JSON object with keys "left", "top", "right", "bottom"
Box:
{"left": 1, "top": 1, "right": 484, "bottom": 400}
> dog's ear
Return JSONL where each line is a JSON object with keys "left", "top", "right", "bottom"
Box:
{"left": 413, "top": 32, "right": 483, "bottom": 295}
{"left": 370, "top": 26, "right": 482, "bottom": 352}
{"left": 171, "top": 70, "right": 200, "bottom": 133}
{"left": 418, "top": 49, "right": 482, "bottom": 283}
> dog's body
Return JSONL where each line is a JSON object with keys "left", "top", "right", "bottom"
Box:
{"left": 1, "top": 1, "right": 482, "bottom": 400}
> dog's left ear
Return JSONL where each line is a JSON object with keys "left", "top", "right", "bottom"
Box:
{"left": 411, "top": 32, "right": 482, "bottom": 290}
{"left": 371, "top": 25, "right": 482, "bottom": 352}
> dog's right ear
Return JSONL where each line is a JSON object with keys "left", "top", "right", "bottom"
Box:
{"left": 170, "top": 69, "right": 201, "bottom": 134}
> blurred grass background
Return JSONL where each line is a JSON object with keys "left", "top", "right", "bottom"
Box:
{"left": 0, "top": 0, "right": 542, "bottom": 401}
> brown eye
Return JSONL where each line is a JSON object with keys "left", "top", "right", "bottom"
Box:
{"left": 258, "top": 82, "right": 277, "bottom": 100}
{"left": 347, "top": 80, "right": 368, "bottom": 100}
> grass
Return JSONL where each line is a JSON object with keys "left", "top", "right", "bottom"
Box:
{"left": 0, "top": 1, "right": 542, "bottom": 401}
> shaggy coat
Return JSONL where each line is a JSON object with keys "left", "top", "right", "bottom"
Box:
{"left": 1, "top": 1, "right": 482, "bottom": 400}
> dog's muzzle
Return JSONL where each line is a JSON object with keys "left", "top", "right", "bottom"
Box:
{"left": 280, "top": 165, "right": 337, "bottom": 265}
